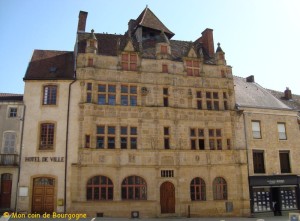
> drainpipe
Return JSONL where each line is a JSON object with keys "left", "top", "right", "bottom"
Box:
{"left": 64, "top": 77, "right": 76, "bottom": 213}
{"left": 15, "top": 104, "right": 26, "bottom": 212}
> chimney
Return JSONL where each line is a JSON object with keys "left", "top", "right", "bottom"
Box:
{"left": 201, "top": 28, "right": 214, "bottom": 58}
{"left": 246, "top": 75, "right": 255, "bottom": 83}
{"left": 284, "top": 87, "right": 292, "bottom": 100}
{"left": 78, "top": 11, "right": 88, "bottom": 32}
{"left": 128, "top": 19, "right": 137, "bottom": 34}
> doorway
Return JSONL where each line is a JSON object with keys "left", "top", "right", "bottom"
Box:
{"left": 0, "top": 173, "right": 12, "bottom": 208}
{"left": 271, "top": 187, "right": 281, "bottom": 216}
{"left": 160, "top": 181, "right": 175, "bottom": 213}
{"left": 32, "top": 177, "right": 55, "bottom": 213}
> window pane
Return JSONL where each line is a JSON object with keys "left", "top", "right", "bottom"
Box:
{"left": 107, "top": 126, "right": 115, "bottom": 134}
{"left": 98, "top": 85, "right": 106, "bottom": 92}
{"left": 108, "top": 85, "right": 116, "bottom": 93}
{"left": 131, "top": 138, "right": 137, "bottom": 149}
{"left": 96, "top": 137, "right": 104, "bottom": 149}
{"left": 108, "top": 95, "right": 116, "bottom": 105}
{"left": 97, "top": 126, "right": 105, "bottom": 134}
{"left": 98, "top": 95, "right": 106, "bottom": 105}
{"left": 121, "top": 127, "right": 127, "bottom": 135}
{"left": 122, "top": 54, "right": 128, "bottom": 62}
{"left": 130, "top": 127, "right": 137, "bottom": 135}
{"left": 121, "top": 137, "right": 127, "bottom": 149}
{"left": 107, "top": 137, "right": 115, "bottom": 149}
{"left": 130, "top": 86, "right": 137, "bottom": 94}
{"left": 121, "top": 85, "right": 128, "bottom": 93}
{"left": 130, "top": 96, "right": 137, "bottom": 106}
{"left": 121, "top": 95, "right": 128, "bottom": 106}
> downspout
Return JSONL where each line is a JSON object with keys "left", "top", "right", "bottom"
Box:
{"left": 15, "top": 104, "right": 26, "bottom": 212}
{"left": 64, "top": 77, "right": 76, "bottom": 213}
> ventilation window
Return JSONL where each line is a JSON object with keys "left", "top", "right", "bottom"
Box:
{"left": 161, "top": 170, "right": 174, "bottom": 177}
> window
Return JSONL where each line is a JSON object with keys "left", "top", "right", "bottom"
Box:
{"left": 85, "top": 135, "right": 90, "bottom": 148}
{"left": 161, "top": 45, "right": 168, "bottom": 54}
{"left": 196, "top": 91, "right": 202, "bottom": 110}
{"left": 186, "top": 60, "right": 200, "bottom": 76}
{"left": 43, "top": 85, "right": 57, "bottom": 105}
{"left": 40, "top": 123, "right": 55, "bottom": 150}
{"left": 278, "top": 123, "right": 287, "bottom": 140}
{"left": 252, "top": 121, "right": 261, "bottom": 139}
{"left": 121, "top": 53, "right": 137, "bottom": 71}
{"left": 190, "top": 128, "right": 205, "bottom": 150}
{"left": 253, "top": 150, "right": 265, "bottom": 173}
{"left": 206, "top": 92, "right": 219, "bottom": 110}
{"left": 162, "top": 64, "right": 168, "bottom": 73}
{"left": 226, "top": 139, "right": 231, "bottom": 150}
{"left": 3, "top": 132, "right": 16, "bottom": 154}
{"left": 96, "top": 126, "right": 115, "bottom": 149}
{"left": 163, "top": 88, "right": 169, "bottom": 107}
{"left": 86, "top": 83, "right": 92, "bottom": 103}
{"left": 190, "top": 177, "right": 206, "bottom": 201}
{"left": 98, "top": 84, "right": 116, "bottom": 105}
{"left": 161, "top": 170, "right": 174, "bottom": 177}
{"left": 164, "top": 127, "right": 170, "bottom": 149}
{"left": 121, "top": 85, "right": 137, "bottom": 106}
{"left": 121, "top": 176, "right": 147, "bottom": 200}
{"left": 120, "top": 126, "right": 138, "bottom": 149}
{"left": 86, "top": 176, "right": 113, "bottom": 200}
{"left": 213, "top": 177, "right": 227, "bottom": 200}
{"left": 8, "top": 107, "right": 17, "bottom": 118}
{"left": 209, "top": 129, "right": 222, "bottom": 150}
{"left": 88, "top": 58, "right": 93, "bottom": 67}
{"left": 223, "top": 92, "right": 228, "bottom": 110}
{"left": 280, "top": 151, "right": 291, "bottom": 173}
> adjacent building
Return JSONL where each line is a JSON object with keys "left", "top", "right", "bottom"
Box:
{"left": 0, "top": 93, "right": 24, "bottom": 211}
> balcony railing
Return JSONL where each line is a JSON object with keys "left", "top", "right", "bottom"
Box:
{"left": 0, "top": 154, "right": 19, "bottom": 166}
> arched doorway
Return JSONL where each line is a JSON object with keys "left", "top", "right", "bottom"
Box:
{"left": 0, "top": 173, "right": 12, "bottom": 208}
{"left": 160, "top": 181, "right": 175, "bottom": 213}
{"left": 32, "top": 177, "right": 55, "bottom": 213}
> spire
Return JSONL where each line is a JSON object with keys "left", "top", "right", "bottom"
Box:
{"left": 86, "top": 29, "right": 98, "bottom": 54}
{"left": 215, "top": 42, "right": 226, "bottom": 65}
{"left": 216, "top": 42, "right": 223, "bottom": 52}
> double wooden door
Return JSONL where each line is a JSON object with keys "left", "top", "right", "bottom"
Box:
{"left": 32, "top": 177, "right": 55, "bottom": 213}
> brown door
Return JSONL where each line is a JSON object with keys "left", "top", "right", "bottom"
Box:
{"left": 160, "top": 181, "right": 175, "bottom": 213}
{"left": 0, "top": 174, "right": 12, "bottom": 208}
{"left": 32, "top": 177, "right": 55, "bottom": 213}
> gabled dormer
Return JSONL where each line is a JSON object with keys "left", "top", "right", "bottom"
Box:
{"left": 156, "top": 32, "right": 171, "bottom": 59}
{"left": 85, "top": 29, "right": 98, "bottom": 54}
{"left": 119, "top": 38, "right": 139, "bottom": 71}
{"left": 183, "top": 45, "right": 203, "bottom": 77}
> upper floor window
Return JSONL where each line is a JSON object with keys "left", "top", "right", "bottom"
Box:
{"left": 164, "top": 127, "right": 170, "bottom": 149}
{"left": 2, "top": 132, "right": 16, "bottom": 154}
{"left": 163, "top": 88, "right": 169, "bottom": 107}
{"left": 190, "top": 177, "right": 206, "bottom": 201}
{"left": 190, "top": 128, "right": 205, "bottom": 150}
{"left": 121, "top": 176, "right": 147, "bottom": 200}
{"left": 88, "top": 58, "right": 94, "bottom": 67}
{"left": 120, "top": 126, "right": 137, "bottom": 149}
{"left": 206, "top": 92, "right": 219, "bottom": 110}
{"left": 86, "top": 83, "right": 92, "bottom": 103}
{"left": 121, "top": 85, "right": 137, "bottom": 106}
{"left": 278, "top": 123, "right": 287, "bottom": 140}
{"left": 280, "top": 151, "right": 291, "bottom": 173}
{"left": 223, "top": 92, "right": 228, "bottom": 110}
{"left": 98, "top": 84, "right": 116, "bottom": 105}
{"left": 40, "top": 123, "right": 55, "bottom": 150}
{"left": 253, "top": 150, "right": 265, "bottom": 173}
{"left": 162, "top": 64, "right": 168, "bottom": 73}
{"left": 161, "top": 45, "right": 168, "bottom": 54}
{"left": 252, "top": 121, "right": 261, "bottom": 139}
{"left": 209, "top": 129, "right": 222, "bottom": 150}
{"left": 86, "top": 176, "right": 113, "bottom": 200}
{"left": 96, "top": 125, "right": 115, "bottom": 149}
{"left": 43, "top": 85, "right": 57, "bottom": 105}
{"left": 122, "top": 53, "right": 137, "bottom": 71}
{"left": 196, "top": 91, "right": 202, "bottom": 110}
{"left": 8, "top": 107, "right": 17, "bottom": 118}
{"left": 186, "top": 60, "right": 200, "bottom": 76}
{"left": 213, "top": 177, "right": 227, "bottom": 200}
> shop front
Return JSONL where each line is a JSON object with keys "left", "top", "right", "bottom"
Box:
{"left": 249, "top": 175, "right": 300, "bottom": 214}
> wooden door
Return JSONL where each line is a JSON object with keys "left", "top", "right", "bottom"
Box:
{"left": 160, "top": 181, "right": 175, "bottom": 213}
{"left": 32, "top": 177, "right": 55, "bottom": 213}
{"left": 0, "top": 174, "right": 12, "bottom": 208}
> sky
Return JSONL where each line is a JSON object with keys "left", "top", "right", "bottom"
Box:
{"left": 0, "top": 0, "right": 300, "bottom": 95}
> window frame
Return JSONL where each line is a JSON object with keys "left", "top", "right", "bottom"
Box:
{"left": 121, "top": 85, "right": 137, "bottom": 106}
{"left": 86, "top": 175, "right": 113, "bottom": 200}
{"left": 42, "top": 85, "right": 58, "bottom": 105}
{"left": 97, "top": 84, "right": 116, "bottom": 105}
{"left": 121, "top": 176, "right": 147, "bottom": 200}
{"left": 121, "top": 52, "right": 138, "bottom": 71}
{"left": 120, "top": 126, "right": 138, "bottom": 149}
{"left": 39, "top": 122, "right": 55, "bottom": 150}
{"left": 279, "top": 151, "right": 291, "bottom": 173}
{"left": 190, "top": 177, "right": 206, "bottom": 201}
{"left": 253, "top": 150, "right": 265, "bottom": 174}
{"left": 190, "top": 128, "right": 205, "bottom": 150}
{"left": 186, "top": 59, "right": 200, "bottom": 76}
{"left": 252, "top": 121, "right": 262, "bottom": 139}
{"left": 164, "top": 127, "right": 170, "bottom": 149}
{"left": 8, "top": 107, "right": 18, "bottom": 118}
{"left": 213, "top": 177, "right": 227, "bottom": 200}
{"left": 2, "top": 131, "right": 16, "bottom": 154}
{"left": 277, "top": 123, "right": 287, "bottom": 140}
{"left": 96, "top": 125, "right": 116, "bottom": 149}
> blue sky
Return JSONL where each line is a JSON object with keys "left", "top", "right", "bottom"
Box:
{"left": 1, "top": 0, "right": 300, "bottom": 95}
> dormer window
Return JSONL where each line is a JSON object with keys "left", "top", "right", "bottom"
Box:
{"left": 186, "top": 60, "right": 200, "bottom": 76}
{"left": 122, "top": 53, "right": 137, "bottom": 71}
{"left": 161, "top": 45, "right": 168, "bottom": 54}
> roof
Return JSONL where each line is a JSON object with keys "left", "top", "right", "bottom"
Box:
{"left": 134, "top": 7, "right": 174, "bottom": 38}
{"left": 24, "top": 50, "right": 75, "bottom": 80}
{"left": 267, "top": 89, "right": 300, "bottom": 111}
{"left": 234, "top": 76, "right": 290, "bottom": 110}
{"left": 0, "top": 93, "right": 23, "bottom": 101}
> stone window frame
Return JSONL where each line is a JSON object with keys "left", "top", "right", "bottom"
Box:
{"left": 42, "top": 85, "right": 58, "bottom": 106}
{"left": 86, "top": 175, "right": 113, "bottom": 201}
{"left": 163, "top": 127, "right": 170, "bottom": 149}
{"left": 251, "top": 121, "right": 262, "bottom": 139}
{"left": 277, "top": 122, "right": 287, "bottom": 140}
{"left": 97, "top": 84, "right": 116, "bottom": 106}
{"left": 162, "top": 63, "right": 168, "bottom": 73}
{"left": 120, "top": 84, "right": 137, "bottom": 106}
{"left": 120, "top": 126, "right": 138, "bottom": 149}
{"left": 121, "top": 52, "right": 138, "bottom": 71}
{"left": 186, "top": 59, "right": 200, "bottom": 76}
{"left": 196, "top": 91, "right": 202, "bottom": 110}
{"left": 208, "top": 129, "right": 222, "bottom": 150}
{"left": 190, "top": 177, "right": 206, "bottom": 201}
{"left": 190, "top": 128, "right": 205, "bottom": 150}
{"left": 86, "top": 82, "right": 93, "bottom": 103}
{"left": 206, "top": 91, "right": 219, "bottom": 110}
{"left": 96, "top": 125, "right": 116, "bottom": 149}
{"left": 163, "top": 87, "right": 169, "bottom": 107}
{"left": 121, "top": 176, "right": 147, "bottom": 200}
{"left": 213, "top": 177, "right": 227, "bottom": 200}
{"left": 38, "top": 122, "right": 56, "bottom": 151}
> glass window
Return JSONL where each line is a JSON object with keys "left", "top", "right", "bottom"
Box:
{"left": 40, "top": 123, "right": 55, "bottom": 150}
{"left": 8, "top": 107, "right": 17, "bottom": 118}
{"left": 213, "top": 177, "right": 227, "bottom": 200}
{"left": 190, "top": 128, "right": 205, "bottom": 150}
{"left": 43, "top": 85, "right": 57, "bottom": 105}
{"left": 278, "top": 123, "right": 287, "bottom": 140}
{"left": 122, "top": 53, "right": 137, "bottom": 71}
{"left": 280, "top": 151, "right": 291, "bottom": 173}
{"left": 121, "top": 176, "right": 147, "bottom": 200}
{"left": 121, "top": 85, "right": 137, "bottom": 106}
{"left": 252, "top": 121, "right": 261, "bottom": 139}
{"left": 86, "top": 176, "right": 113, "bottom": 200}
{"left": 97, "top": 84, "right": 116, "bottom": 105}
{"left": 190, "top": 177, "right": 206, "bottom": 201}
{"left": 253, "top": 150, "right": 265, "bottom": 173}
{"left": 3, "top": 132, "right": 16, "bottom": 154}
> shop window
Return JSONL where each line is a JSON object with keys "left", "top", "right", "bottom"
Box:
{"left": 43, "top": 85, "right": 57, "bottom": 105}
{"left": 280, "top": 151, "right": 291, "bottom": 173}
{"left": 121, "top": 53, "right": 137, "bottom": 71}
{"left": 190, "top": 128, "right": 205, "bottom": 150}
{"left": 252, "top": 188, "right": 272, "bottom": 212}
{"left": 278, "top": 123, "right": 287, "bottom": 140}
{"left": 252, "top": 121, "right": 262, "bottom": 139}
{"left": 97, "top": 84, "right": 116, "bottom": 105}
{"left": 121, "top": 85, "right": 137, "bottom": 106}
{"left": 86, "top": 176, "right": 113, "bottom": 200}
{"left": 121, "top": 176, "right": 147, "bottom": 200}
{"left": 213, "top": 177, "right": 227, "bottom": 200}
{"left": 190, "top": 177, "right": 206, "bottom": 201}
{"left": 40, "top": 123, "right": 55, "bottom": 150}
{"left": 253, "top": 150, "right": 265, "bottom": 173}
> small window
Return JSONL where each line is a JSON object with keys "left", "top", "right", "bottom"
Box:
{"left": 164, "top": 127, "right": 170, "bottom": 149}
{"left": 8, "top": 107, "right": 17, "bottom": 118}
{"left": 278, "top": 123, "right": 287, "bottom": 140}
{"left": 252, "top": 121, "right": 261, "bottom": 139}
{"left": 88, "top": 58, "right": 93, "bottom": 67}
{"left": 162, "top": 64, "right": 168, "bottom": 73}
{"left": 85, "top": 135, "right": 90, "bottom": 148}
{"left": 43, "top": 85, "right": 57, "bottom": 105}
{"left": 161, "top": 45, "right": 168, "bottom": 54}
{"left": 253, "top": 150, "right": 265, "bottom": 173}
{"left": 3, "top": 132, "right": 16, "bottom": 154}
{"left": 190, "top": 128, "right": 205, "bottom": 150}
{"left": 161, "top": 170, "right": 174, "bottom": 177}
{"left": 280, "top": 151, "right": 291, "bottom": 173}
{"left": 40, "top": 123, "right": 55, "bottom": 150}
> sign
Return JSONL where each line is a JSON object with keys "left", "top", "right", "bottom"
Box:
{"left": 24, "top": 157, "right": 64, "bottom": 162}
{"left": 249, "top": 175, "right": 298, "bottom": 186}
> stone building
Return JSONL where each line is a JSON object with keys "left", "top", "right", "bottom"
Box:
{"left": 234, "top": 76, "right": 300, "bottom": 215}
{"left": 0, "top": 93, "right": 24, "bottom": 211}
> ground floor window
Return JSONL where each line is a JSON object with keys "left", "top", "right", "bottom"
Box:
{"left": 86, "top": 176, "right": 113, "bottom": 200}
{"left": 121, "top": 176, "right": 147, "bottom": 200}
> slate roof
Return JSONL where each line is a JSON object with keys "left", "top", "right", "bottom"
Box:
{"left": 24, "top": 50, "right": 75, "bottom": 80}
{"left": 234, "top": 76, "right": 290, "bottom": 110}
{"left": 267, "top": 89, "right": 300, "bottom": 111}
{"left": 0, "top": 93, "right": 23, "bottom": 101}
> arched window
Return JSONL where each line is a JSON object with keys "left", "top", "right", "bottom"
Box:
{"left": 121, "top": 176, "right": 147, "bottom": 200}
{"left": 86, "top": 176, "right": 113, "bottom": 200}
{"left": 213, "top": 177, "right": 227, "bottom": 200}
{"left": 190, "top": 177, "right": 206, "bottom": 201}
